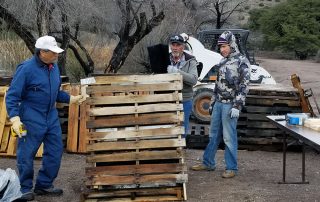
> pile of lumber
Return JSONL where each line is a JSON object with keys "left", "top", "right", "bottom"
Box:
{"left": 237, "top": 84, "right": 302, "bottom": 150}
{"left": 0, "top": 87, "right": 43, "bottom": 157}
{"left": 59, "top": 84, "right": 88, "bottom": 153}
{"left": 83, "top": 74, "right": 187, "bottom": 201}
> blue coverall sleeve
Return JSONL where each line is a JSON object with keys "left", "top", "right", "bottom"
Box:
{"left": 56, "top": 76, "right": 70, "bottom": 103}
{"left": 56, "top": 90, "right": 70, "bottom": 103}
{"left": 6, "top": 65, "right": 27, "bottom": 118}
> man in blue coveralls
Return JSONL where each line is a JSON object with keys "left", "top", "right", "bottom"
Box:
{"left": 6, "top": 36, "right": 85, "bottom": 201}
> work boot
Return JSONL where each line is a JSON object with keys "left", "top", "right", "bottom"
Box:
{"left": 34, "top": 187, "right": 63, "bottom": 196}
{"left": 191, "top": 164, "right": 215, "bottom": 171}
{"left": 222, "top": 170, "right": 236, "bottom": 178}
{"left": 15, "top": 191, "right": 35, "bottom": 201}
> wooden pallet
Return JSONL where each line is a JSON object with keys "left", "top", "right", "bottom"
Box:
{"left": 237, "top": 84, "right": 302, "bottom": 149}
{"left": 186, "top": 84, "right": 302, "bottom": 151}
{"left": 84, "top": 74, "right": 187, "bottom": 201}
{"left": 0, "top": 87, "right": 43, "bottom": 157}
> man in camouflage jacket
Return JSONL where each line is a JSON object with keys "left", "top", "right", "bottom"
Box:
{"left": 192, "top": 31, "right": 250, "bottom": 178}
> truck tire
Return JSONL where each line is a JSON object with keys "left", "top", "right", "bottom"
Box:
{"left": 192, "top": 88, "right": 214, "bottom": 123}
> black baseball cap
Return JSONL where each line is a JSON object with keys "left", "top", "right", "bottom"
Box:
{"left": 169, "top": 34, "right": 185, "bottom": 44}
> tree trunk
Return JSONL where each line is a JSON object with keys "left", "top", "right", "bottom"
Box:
{"left": 0, "top": 5, "right": 35, "bottom": 54}
{"left": 104, "top": 0, "right": 164, "bottom": 73}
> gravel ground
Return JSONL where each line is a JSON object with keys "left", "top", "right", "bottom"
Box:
{"left": 1, "top": 58, "right": 320, "bottom": 202}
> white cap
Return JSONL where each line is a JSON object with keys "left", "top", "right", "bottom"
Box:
{"left": 35, "top": 36, "right": 64, "bottom": 53}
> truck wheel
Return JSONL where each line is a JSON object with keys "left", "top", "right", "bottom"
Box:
{"left": 192, "top": 88, "right": 214, "bottom": 123}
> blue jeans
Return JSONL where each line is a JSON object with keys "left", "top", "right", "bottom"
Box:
{"left": 183, "top": 100, "right": 193, "bottom": 137}
{"left": 202, "top": 101, "right": 238, "bottom": 171}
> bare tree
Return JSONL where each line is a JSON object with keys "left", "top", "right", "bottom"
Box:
{"left": 196, "top": 0, "right": 248, "bottom": 30}
{"left": 0, "top": 0, "right": 95, "bottom": 76}
{"left": 104, "top": 0, "right": 165, "bottom": 73}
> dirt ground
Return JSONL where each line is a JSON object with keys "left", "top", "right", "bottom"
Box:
{"left": 1, "top": 57, "right": 320, "bottom": 202}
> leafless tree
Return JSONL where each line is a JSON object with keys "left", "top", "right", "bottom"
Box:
{"left": 104, "top": 0, "right": 165, "bottom": 73}
{"left": 0, "top": 0, "right": 95, "bottom": 76}
{"left": 193, "top": 0, "right": 248, "bottom": 30}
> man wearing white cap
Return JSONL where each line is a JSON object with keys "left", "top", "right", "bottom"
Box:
{"left": 6, "top": 35, "right": 84, "bottom": 201}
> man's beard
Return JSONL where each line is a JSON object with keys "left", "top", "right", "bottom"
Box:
{"left": 172, "top": 51, "right": 181, "bottom": 58}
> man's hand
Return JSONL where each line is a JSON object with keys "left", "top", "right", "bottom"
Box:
{"left": 167, "top": 65, "right": 179, "bottom": 73}
{"left": 10, "top": 116, "right": 23, "bottom": 138}
{"left": 230, "top": 108, "right": 240, "bottom": 118}
{"left": 70, "top": 95, "right": 85, "bottom": 105}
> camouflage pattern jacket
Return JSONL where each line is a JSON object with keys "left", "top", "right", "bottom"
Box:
{"left": 212, "top": 32, "right": 250, "bottom": 110}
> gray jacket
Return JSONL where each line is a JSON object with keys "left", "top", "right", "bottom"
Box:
{"left": 175, "top": 52, "right": 198, "bottom": 101}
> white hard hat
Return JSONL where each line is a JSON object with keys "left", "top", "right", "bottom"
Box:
{"left": 35, "top": 36, "right": 64, "bottom": 53}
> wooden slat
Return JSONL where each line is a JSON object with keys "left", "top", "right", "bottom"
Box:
{"left": 6, "top": 135, "right": 16, "bottom": 156}
{"left": 87, "top": 139, "right": 185, "bottom": 152}
{"left": 93, "top": 74, "right": 182, "bottom": 85}
{"left": 89, "top": 103, "right": 183, "bottom": 116}
{"left": 86, "top": 83, "right": 182, "bottom": 94}
{"left": 35, "top": 143, "right": 43, "bottom": 157}
{"left": 87, "top": 150, "right": 184, "bottom": 163}
{"left": 84, "top": 187, "right": 182, "bottom": 198}
{"left": 86, "top": 173, "right": 187, "bottom": 186}
{"left": 87, "top": 92, "right": 182, "bottom": 105}
{"left": 245, "top": 98, "right": 300, "bottom": 107}
{"left": 87, "top": 113, "right": 183, "bottom": 129}
{"left": 67, "top": 85, "right": 80, "bottom": 152}
{"left": 0, "top": 126, "right": 10, "bottom": 152}
{"left": 88, "top": 126, "right": 184, "bottom": 141}
{"left": 86, "top": 163, "right": 186, "bottom": 176}
{"left": 78, "top": 101, "right": 89, "bottom": 153}
{"left": 0, "top": 87, "right": 8, "bottom": 143}
{"left": 84, "top": 195, "right": 182, "bottom": 202}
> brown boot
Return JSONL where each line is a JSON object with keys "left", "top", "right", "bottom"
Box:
{"left": 222, "top": 170, "right": 236, "bottom": 178}
{"left": 191, "top": 164, "right": 215, "bottom": 171}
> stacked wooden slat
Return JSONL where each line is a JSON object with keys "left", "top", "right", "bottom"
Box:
{"left": 84, "top": 74, "right": 187, "bottom": 202}
{"left": 56, "top": 83, "right": 88, "bottom": 153}
{"left": 0, "top": 87, "right": 43, "bottom": 157}
{"left": 237, "top": 84, "right": 302, "bottom": 150}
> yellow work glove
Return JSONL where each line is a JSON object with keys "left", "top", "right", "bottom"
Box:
{"left": 10, "top": 116, "right": 23, "bottom": 138}
{"left": 70, "top": 95, "right": 85, "bottom": 105}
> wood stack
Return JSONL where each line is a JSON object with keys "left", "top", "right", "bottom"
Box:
{"left": 0, "top": 87, "right": 43, "bottom": 157}
{"left": 83, "top": 74, "right": 187, "bottom": 201}
{"left": 237, "top": 84, "right": 302, "bottom": 150}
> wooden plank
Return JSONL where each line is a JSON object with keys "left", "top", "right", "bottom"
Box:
{"left": 86, "top": 150, "right": 184, "bottom": 163}
{"left": 245, "top": 98, "right": 300, "bottom": 107}
{"left": 86, "top": 163, "right": 186, "bottom": 176}
{"left": 35, "top": 143, "right": 43, "bottom": 157}
{"left": 78, "top": 101, "right": 89, "bottom": 153}
{"left": 87, "top": 113, "right": 183, "bottom": 129}
{"left": 89, "top": 103, "right": 183, "bottom": 116}
{"left": 248, "top": 84, "right": 297, "bottom": 92}
{"left": 86, "top": 83, "right": 182, "bottom": 94}
{"left": 246, "top": 94, "right": 298, "bottom": 100}
{"left": 84, "top": 195, "right": 182, "bottom": 202}
{"left": 88, "top": 126, "right": 184, "bottom": 141}
{"left": 84, "top": 187, "right": 182, "bottom": 198}
{"left": 86, "top": 173, "right": 187, "bottom": 186}
{"left": 245, "top": 106, "right": 301, "bottom": 113}
{"left": 0, "top": 87, "right": 8, "bottom": 143}
{"left": 0, "top": 126, "right": 10, "bottom": 152}
{"left": 6, "top": 135, "right": 17, "bottom": 156}
{"left": 93, "top": 74, "right": 182, "bottom": 85}
{"left": 87, "top": 93, "right": 182, "bottom": 105}
{"left": 87, "top": 139, "right": 186, "bottom": 152}
{"left": 67, "top": 85, "right": 80, "bottom": 153}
